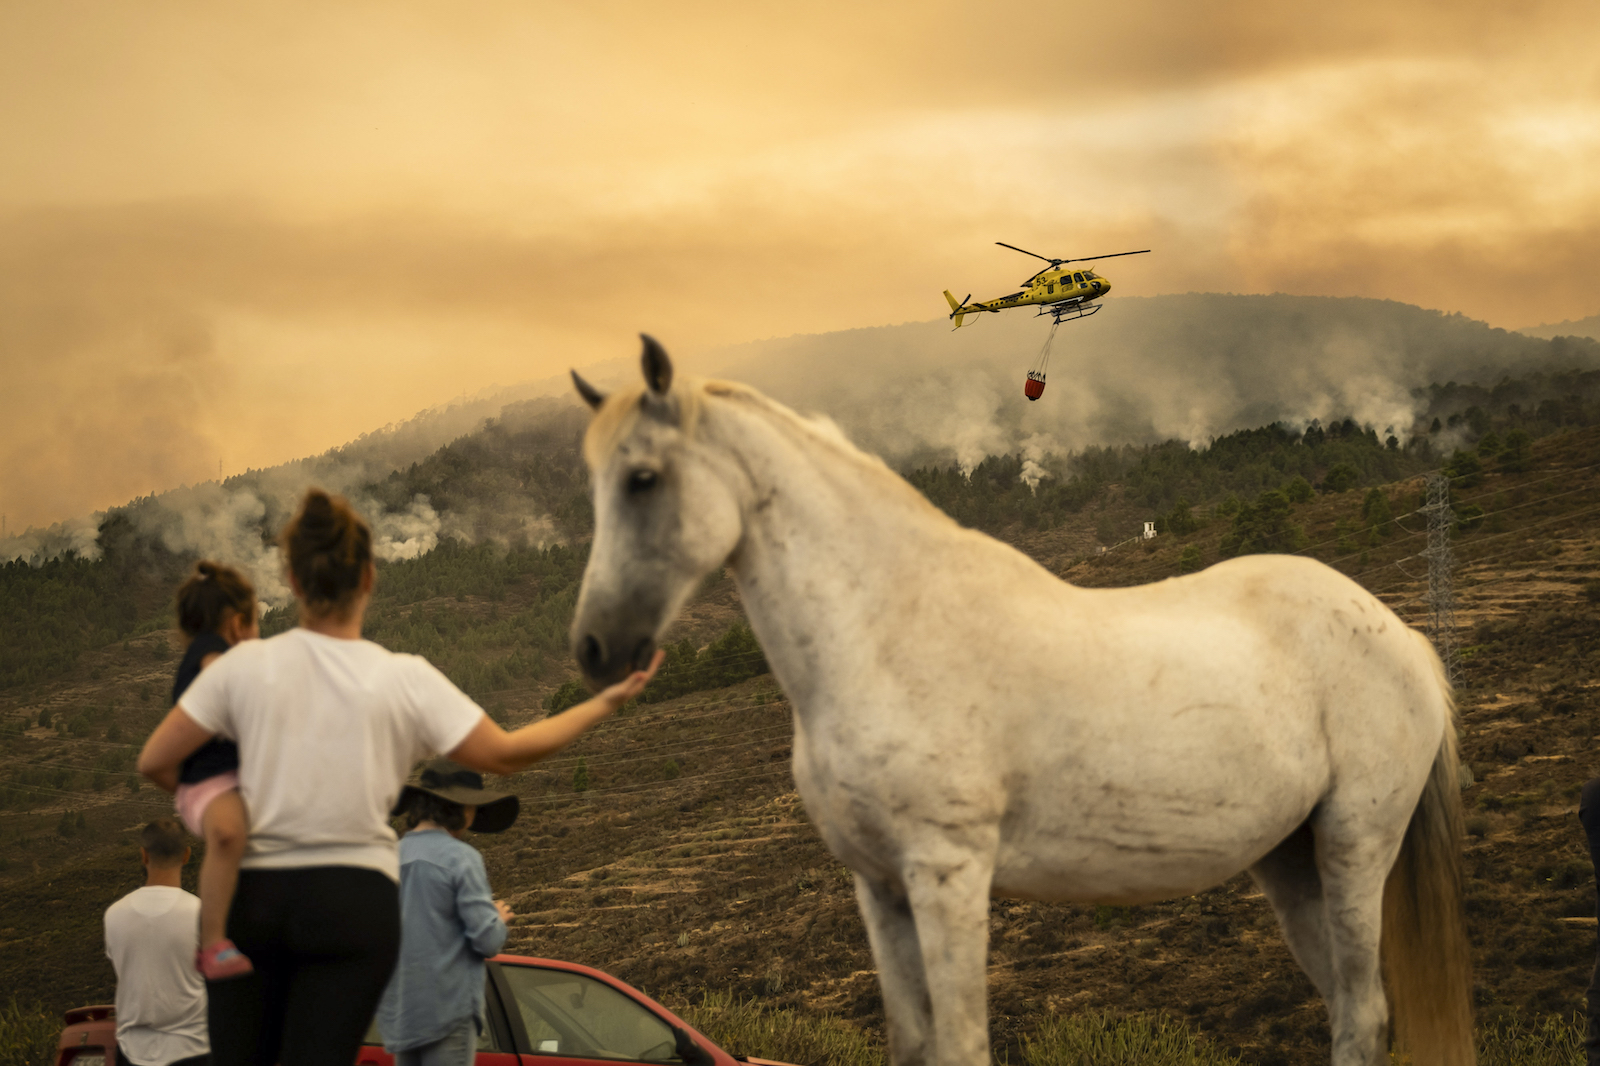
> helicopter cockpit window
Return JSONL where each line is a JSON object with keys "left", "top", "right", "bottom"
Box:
{"left": 1072, "top": 272, "right": 1084, "bottom": 283}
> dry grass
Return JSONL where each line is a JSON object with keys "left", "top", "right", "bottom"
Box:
{"left": 0, "top": 998, "right": 58, "bottom": 1066}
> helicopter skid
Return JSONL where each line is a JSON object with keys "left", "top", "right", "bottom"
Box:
{"left": 1038, "top": 301, "right": 1101, "bottom": 324}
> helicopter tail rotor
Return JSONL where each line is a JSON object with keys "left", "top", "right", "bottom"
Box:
{"left": 944, "top": 290, "right": 975, "bottom": 329}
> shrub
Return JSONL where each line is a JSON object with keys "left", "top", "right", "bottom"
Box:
{"left": 640, "top": 622, "right": 769, "bottom": 703}
{"left": 1178, "top": 545, "right": 1203, "bottom": 574}
{"left": 1477, "top": 1012, "right": 1583, "bottom": 1066}
{"left": 0, "top": 997, "right": 58, "bottom": 1066}
{"left": 544, "top": 679, "right": 588, "bottom": 714}
{"left": 1455, "top": 504, "right": 1486, "bottom": 534}
{"left": 1321, "top": 463, "right": 1359, "bottom": 493}
{"left": 1283, "top": 476, "right": 1313, "bottom": 504}
{"left": 572, "top": 756, "right": 591, "bottom": 793}
{"left": 1164, "top": 498, "right": 1200, "bottom": 535}
{"left": 1445, "top": 449, "right": 1485, "bottom": 489}
{"left": 34, "top": 709, "right": 50, "bottom": 728}
{"left": 1219, "top": 490, "right": 1306, "bottom": 557}
{"left": 1360, "top": 488, "right": 1393, "bottom": 535}
{"left": 1498, "top": 428, "right": 1532, "bottom": 473}
{"left": 1020, "top": 1010, "right": 1242, "bottom": 1066}
{"left": 679, "top": 993, "right": 882, "bottom": 1066}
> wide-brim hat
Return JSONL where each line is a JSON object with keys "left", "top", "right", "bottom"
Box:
{"left": 392, "top": 759, "right": 520, "bottom": 834}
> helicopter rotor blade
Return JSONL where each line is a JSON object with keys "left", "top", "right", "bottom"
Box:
{"left": 996, "top": 241, "right": 1062, "bottom": 265}
{"left": 1065, "top": 249, "right": 1152, "bottom": 263}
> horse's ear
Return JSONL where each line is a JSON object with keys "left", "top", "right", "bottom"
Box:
{"left": 571, "top": 370, "right": 606, "bottom": 411}
{"left": 641, "top": 334, "right": 672, "bottom": 395}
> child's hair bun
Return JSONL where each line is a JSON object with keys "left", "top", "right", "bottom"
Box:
{"left": 176, "top": 560, "right": 256, "bottom": 637}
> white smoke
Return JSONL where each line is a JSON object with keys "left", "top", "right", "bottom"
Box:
{"left": 0, "top": 515, "right": 102, "bottom": 565}
{"left": 716, "top": 294, "right": 1600, "bottom": 488}
{"left": 1, "top": 385, "right": 577, "bottom": 608}
{"left": 372, "top": 495, "right": 441, "bottom": 563}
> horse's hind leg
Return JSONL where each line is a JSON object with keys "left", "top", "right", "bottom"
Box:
{"left": 1250, "top": 820, "right": 1337, "bottom": 996}
{"left": 1253, "top": 814, "right": 1401, "bottom": 1066}
{"left": 855, "top": 874, "right": 935, "bottom": 1066}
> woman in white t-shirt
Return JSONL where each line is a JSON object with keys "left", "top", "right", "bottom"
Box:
{"left": 138, "top": 489, "right": 659, "bottom": 1066}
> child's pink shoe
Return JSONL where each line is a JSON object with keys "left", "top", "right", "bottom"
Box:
{"left": 197, "top": 939, "right": 254, "bottom": 980}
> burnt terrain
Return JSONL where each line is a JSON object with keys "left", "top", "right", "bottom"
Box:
{"left": 2, "top": 426, "right": 1598, "bottom": 1066}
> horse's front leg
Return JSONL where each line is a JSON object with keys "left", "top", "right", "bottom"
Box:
{"left": 855, "top": 874, "right": 934, "bottom": 1066}
{"left": 900, "top": 848, "right": 995, "bottom": 1066}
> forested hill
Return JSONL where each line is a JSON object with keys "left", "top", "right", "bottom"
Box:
{"left": 1522, "top": 313, "right": 1600, "bottom": 342}
{"left": 4, "top": 363, "right": 1599, "bottom": 701}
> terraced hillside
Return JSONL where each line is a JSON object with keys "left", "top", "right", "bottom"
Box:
{"left": 2, "top": 425, "right": 1598, "bottom": 1066}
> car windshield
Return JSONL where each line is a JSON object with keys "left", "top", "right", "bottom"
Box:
{"left": 501, "top": 965, "right": 683, "bottom": 1062}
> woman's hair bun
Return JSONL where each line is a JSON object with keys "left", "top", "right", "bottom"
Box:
{"left": 281, "top": 488, "right": 373, "bottom": 619}
{"left": 296, "top": 490, "right": 340, "bottom": 543}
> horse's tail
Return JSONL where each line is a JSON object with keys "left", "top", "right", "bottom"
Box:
{"left": 1382, "top": 659, "right": 1475, "bottom": 1066}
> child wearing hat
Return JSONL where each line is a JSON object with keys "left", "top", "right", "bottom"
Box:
{"left": 377, "top": 759, "right": 522, "bottom": 1066}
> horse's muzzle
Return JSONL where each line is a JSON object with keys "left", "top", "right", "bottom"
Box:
{"left": 576, "top": 631, "right": 657, "bottom": 688}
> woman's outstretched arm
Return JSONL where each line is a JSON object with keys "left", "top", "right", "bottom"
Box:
{"left": 137, "top": 707, "right": 217, "bottom": 793}
{"left": 449, "top": 650, "right": 663, "bottom": 776}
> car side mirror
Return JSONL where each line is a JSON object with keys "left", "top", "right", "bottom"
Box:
{"left": 672, "top": 1026, "right": 714, "bottom": 1066}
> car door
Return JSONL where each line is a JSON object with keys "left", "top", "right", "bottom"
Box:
{"left": 488, "top": 960, "right": 718, "bottom": 1066}
{"left": 355, "top": 974, "right": 521, "bottom": 1066}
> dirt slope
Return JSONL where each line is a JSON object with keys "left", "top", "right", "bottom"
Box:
{"left": 2, "top": 428, "right": 1599, "bottom": 1065}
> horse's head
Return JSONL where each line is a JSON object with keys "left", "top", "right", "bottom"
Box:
{"left": 569, "top": 336, "right": 744, "bottom": 686}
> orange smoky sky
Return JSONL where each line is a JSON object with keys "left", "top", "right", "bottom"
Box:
{"left": 2, "top": 0, "right": 1597, "bottom": 530}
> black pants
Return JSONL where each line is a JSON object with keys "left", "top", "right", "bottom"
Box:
{"left": 1580, "top": 780, "right": 1600, "bottom": 1065}
{"left": 207, "top": 866, "right": 400, "bottom": 1066}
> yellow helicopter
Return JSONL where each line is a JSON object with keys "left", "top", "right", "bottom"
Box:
{"left": 944, "top": 242, "right": 1150, "bottom": 400}
{"left": 944, "top": 242, "right": 1150, "bottom": 329}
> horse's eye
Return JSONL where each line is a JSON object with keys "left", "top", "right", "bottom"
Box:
{"left": 627, "top": 469, "right": 659, "bottom": 494}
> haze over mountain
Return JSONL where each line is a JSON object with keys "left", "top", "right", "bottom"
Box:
{"left": 5, "top": 293, "right": 1597, "bottom": 608}
{"left": 1521, "top": 313, "right": 1600, "bottom": 342}
{"left": 718, "top": 294, "right": 1598, "bottom": 474}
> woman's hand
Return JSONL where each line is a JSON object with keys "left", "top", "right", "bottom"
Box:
{"left": 449, "top": 649, "right": 665, "bottom": 775}
{"left": 597, "top": 649, "right": 665, "bottom": 710}
{"left": 137, "top": 707, "right": 217, "bottom": 794}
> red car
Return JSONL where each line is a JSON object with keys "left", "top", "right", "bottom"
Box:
{"left": 58, "top": 955, "right": 796, "bottom": 1066}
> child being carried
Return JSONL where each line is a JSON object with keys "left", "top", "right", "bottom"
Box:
{"left": 170, "top": 561, "right": 258, "bottom": 981}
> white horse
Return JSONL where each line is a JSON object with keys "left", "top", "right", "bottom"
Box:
{"left": 568, "top": 339, "right": 1474, "bottom": 1066}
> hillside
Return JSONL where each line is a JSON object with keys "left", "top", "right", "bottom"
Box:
{"left": 1523, "top": 313, "right": 1600, "bottom": 342}
{"left": 2, "top": 372, "right": 1599, "bottom": 1064}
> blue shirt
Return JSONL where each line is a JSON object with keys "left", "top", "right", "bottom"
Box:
{"left": 377, "top": 829, "right": 508, "bottom": 1051}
